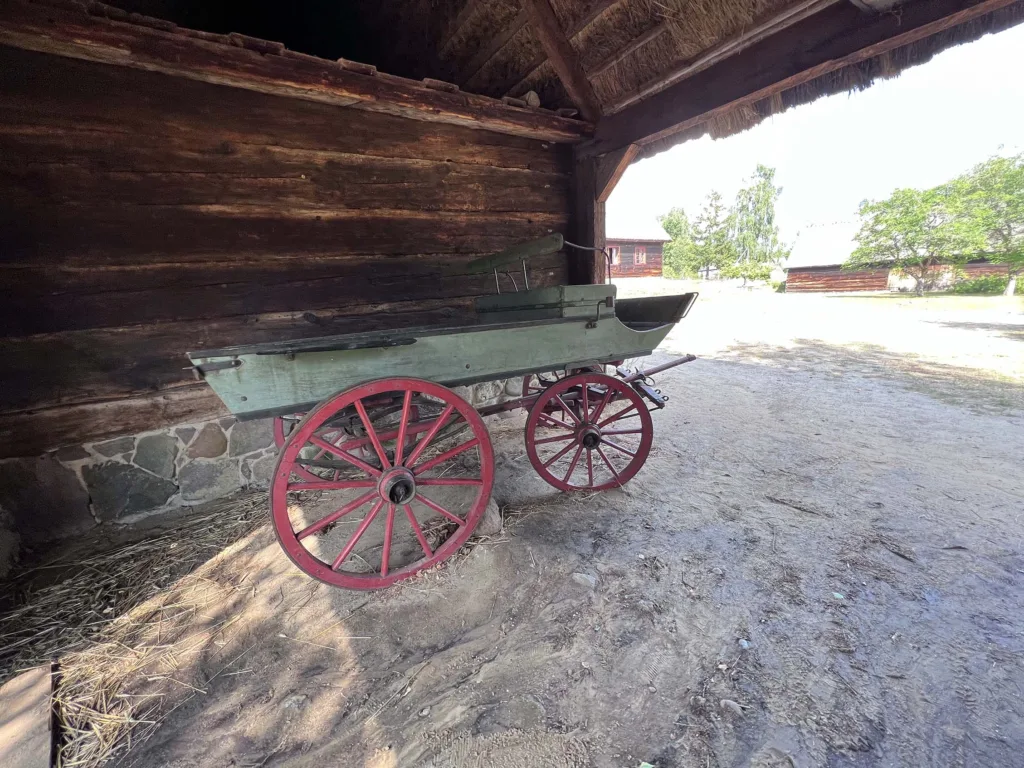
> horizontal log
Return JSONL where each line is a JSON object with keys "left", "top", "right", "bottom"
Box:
{"left": 0, "top": 0, "right": 591, "bottom": 142}
{"left": 0, "top": 201, "right": 569, "bottom": 265}
{"left": 0, "top": 262, "right": 569, "bottom": 414}
{"left": 0, "top": 385, "right": 227, "bottom": 459}
{"left": 0, "top": 46, "right": 573, "bottom": 175}
{"left": 583, "top": 0, "right": 1018, "bottom": 156}
{"left": 0, "top": 156, "right": 569, "bottom": 214}
{"left": 0, "top": 252, "right": 569, "bottom": 335}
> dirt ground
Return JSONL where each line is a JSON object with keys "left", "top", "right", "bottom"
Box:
{"left": 15, "top": 282, "right": 1024, "bottom": 767}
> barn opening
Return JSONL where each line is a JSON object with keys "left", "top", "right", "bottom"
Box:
{"left": 1, "top": 0, "right": 1021, "bottom": 575}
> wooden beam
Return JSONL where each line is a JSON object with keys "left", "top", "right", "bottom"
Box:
{"left": 505, "top": 0, "right": 621, "bottom": 96}
{"left": 595, "top": 143, "right": 639, "bottom": 202}
{"left": 458, "top": 9, "right": 529, "bottom": 86}
{"left": 0, "top": 0, "right": 591, "bottom": 143}
{"left": 570, "top": 156, "right": 606, "bottom": 284}
{"left": 582, "top": 0, "right": 1019, "bottom": 156}
{"left": 609, "top": 0, "right": 836, "bottom": 114}
{"left": 587, "top": 22, "right": 669, "bottom": 80}
{"left": 520, "top": 0, "right": 603, "bottom": 122}
{"left": 440, "top": 0, "right": 483, "bottom": 56}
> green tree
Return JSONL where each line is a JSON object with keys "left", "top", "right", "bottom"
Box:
{"left": 727, "top": 164, "right": 791, "bottom": 284}
{"left": 658, "top": 207, "right": 698, "bottom": 279}
{"left": 691, "top": 191, "right": 736, "bottom": 279}
{"left": 846, "top": 184, "right": 986, "bottom": 296}
{"left": 961, "top": 154, "right": 1024, "bottom": 296}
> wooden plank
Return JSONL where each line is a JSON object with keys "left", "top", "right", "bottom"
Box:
{"left": 582, "top": 0, "right": 1018, "bottom": 156}
{"left": 0, "top": 665, "right": 52, "bottom": 768}
{"left": 0, "top": 0, "right": 591, "bottom": 143}
{"left": 505, "top": 0, "right": 621, "bottom": 96}
{"left": 0, "top": 45, "right": 573, "bottom": 175}
{"left": 0, "top": 252, "right": 570, "bottom": 335}
{"left": 458, "top": 9, "right": 529, "bottom": 87}
{"left": 519, "top": 0, "right": 603, "bottom": 121}
{"left": 0, "top": 386, "right": 227, "bottom": 459}
{"left": 595, "top": 143, "right": 639, "bottom": 202}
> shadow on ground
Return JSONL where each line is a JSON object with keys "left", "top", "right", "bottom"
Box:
{"left": 712, "top": 338, "right": 1024, "bottom": 416}
{"left": 931, "top": 320, "right": 1024, "bottom": 344}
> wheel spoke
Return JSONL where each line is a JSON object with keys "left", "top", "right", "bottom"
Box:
{"left": 589, "top": 388, "right": 614, "bottom": 424}
{"left": 355, "top": 398, "right": 390, "bottom": 469}
{"left": 405, "top": 404, "right": 456, "bottom": 468}
{"left": 596, "top": 446, "right": 621, "bottom": 484}
{"left": 289, "top": 464, "right": 324, "bottom": 484}
{"left": 415, "top": 493, "right": 465, "bottom": 526}
{"left": 533, "top": 433, "right": 574, "bottom": 446}
{"left": 332, "top": 499, "right": 384, "bottom": 570}
{"left": 601, "top": 428, "right": 644, "bottom": 435}
{"left": 537, "top": 412, "right": 574, "bottom": 431}
{"left": 308, "top": 434, "right": 382, "bottom": 477}
{"left": 542, "top": 439, "right": 578, "bottom": 469}
{"left": 562, "top": 443, "right": 585, "bottom": 483}
{"left": 587, "top": 449, "right": 594, "bottom": 486}
{"left": 554, "top": 394, "right": 581, "bottom": 425}
{"left": 412, "top": 437, "right": 480, "bottom": 475}
{"left": 297, "top": 489, "right": 377, "bottom": 541}
{"left": 393, "top": 390, "right": 414, "bottom": 466}
{"left": 404, "top": 504, "right": 433, "bottom": 558}
{"left": 602, "top": 439, "right": 637, "bottom": 458}
{"left": 380, "top": 504, "right": 395, "bottom": 577}
{"left": 418, "top": 478, "right": 483, "bottom": 486}
{"left": 581, "top": 382, "right": 590, "bottom": 423}
{"left": 598, "top": 402, "right": 639, "bottom": 428}
{"left": 287, "top": 480, "right": 375, "bottom": 492}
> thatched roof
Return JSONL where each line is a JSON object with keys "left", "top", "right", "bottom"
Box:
{"left": 88, "top": 0, "right": 1024, "bottom": 156}
{"left": 423, "top": 0, "right": 1024, "bottom": 157}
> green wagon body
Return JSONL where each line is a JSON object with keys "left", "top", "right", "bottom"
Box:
{"left": 188, "top": 284, "right": 697, "bottom": 420}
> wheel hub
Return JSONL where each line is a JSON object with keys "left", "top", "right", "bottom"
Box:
{"left": 578, "top": 424, "right": 602, "bottom": 449}
{"left": 379, "top": 467, "right": 416, "bottom": 504}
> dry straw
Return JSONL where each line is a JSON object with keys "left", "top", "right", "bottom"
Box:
{"left": 0, "top": 494, "right": 265, "bottom": 767}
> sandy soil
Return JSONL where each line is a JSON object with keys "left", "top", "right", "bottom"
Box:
{"left": 57, "top": 284, "right": 1024, "bottom": 766}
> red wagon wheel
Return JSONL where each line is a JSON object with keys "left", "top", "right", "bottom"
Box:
{"left": 524, "top": 372, "right": 653, "bottom": 492}
{"left": 270, "top": 378, "right": 494, "bottom": 590}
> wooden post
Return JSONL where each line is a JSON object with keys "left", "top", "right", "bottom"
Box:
{"left": 570, "top": 155, "right": 606, "bottom": 285}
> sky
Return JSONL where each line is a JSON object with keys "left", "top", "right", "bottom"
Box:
{"left": 606, "top": 22, "right": 1024, "bottom": 267}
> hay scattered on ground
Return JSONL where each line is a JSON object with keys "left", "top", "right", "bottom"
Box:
{"left": 0, "top": 494, "right": 266, "bottom": 767}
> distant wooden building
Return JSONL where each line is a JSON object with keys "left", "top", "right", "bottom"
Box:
{"left": 785, "top": 264, "right": 890, "bottom": 292}
{"left": 606, "top": 222, "right": 669, "bottom": 278}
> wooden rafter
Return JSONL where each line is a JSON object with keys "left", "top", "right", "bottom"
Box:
{"left": 0, "top": 0, "right": 591, "bottom": 143}
{"left": 595, "top": 143, "right": 639, "bottom": 202}
{"left": 582, "top": 0, "right": 1018, "bottom": 156}
{"left": 587, "top": 21, "right": 669, "bottom": 80}
{"left": 458, "top": 9, "right": 529, "bottom": 86}
{"left": 440, "top": 0, "right": 483, "bottom": 56}
{"left": 607, "top": 0, "right": 837, "bottom": 114}
{"left": 520, "top": 0, "right": 602, "bottom": 122}
{"left": 504, "top": 0, "right": 621, "bottom": 97}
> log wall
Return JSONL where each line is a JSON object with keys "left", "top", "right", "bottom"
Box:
{"left": 785, "top": 266, "right": 890, "bottom": 292}
{"left": 0, "top": 45, "right": 573, "bottom": 458}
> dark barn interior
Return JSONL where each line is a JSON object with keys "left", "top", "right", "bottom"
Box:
{"left": 0, "top": 0, "right": 1022, "bottom": 542}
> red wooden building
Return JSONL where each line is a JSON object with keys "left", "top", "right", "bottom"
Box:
{"left": 785, "top": 263, "right": 890, "bottom": 292}
{"left": 607, "top": 222, "right": 669, "bottom": 277}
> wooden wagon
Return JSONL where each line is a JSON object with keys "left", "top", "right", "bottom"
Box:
{"left": 189, "top": 236, "right": 697, "bottom": 589}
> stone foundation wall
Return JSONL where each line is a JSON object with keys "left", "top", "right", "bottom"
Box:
{"left": 0, "top": 378, "right": 524, "bottom": 578}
